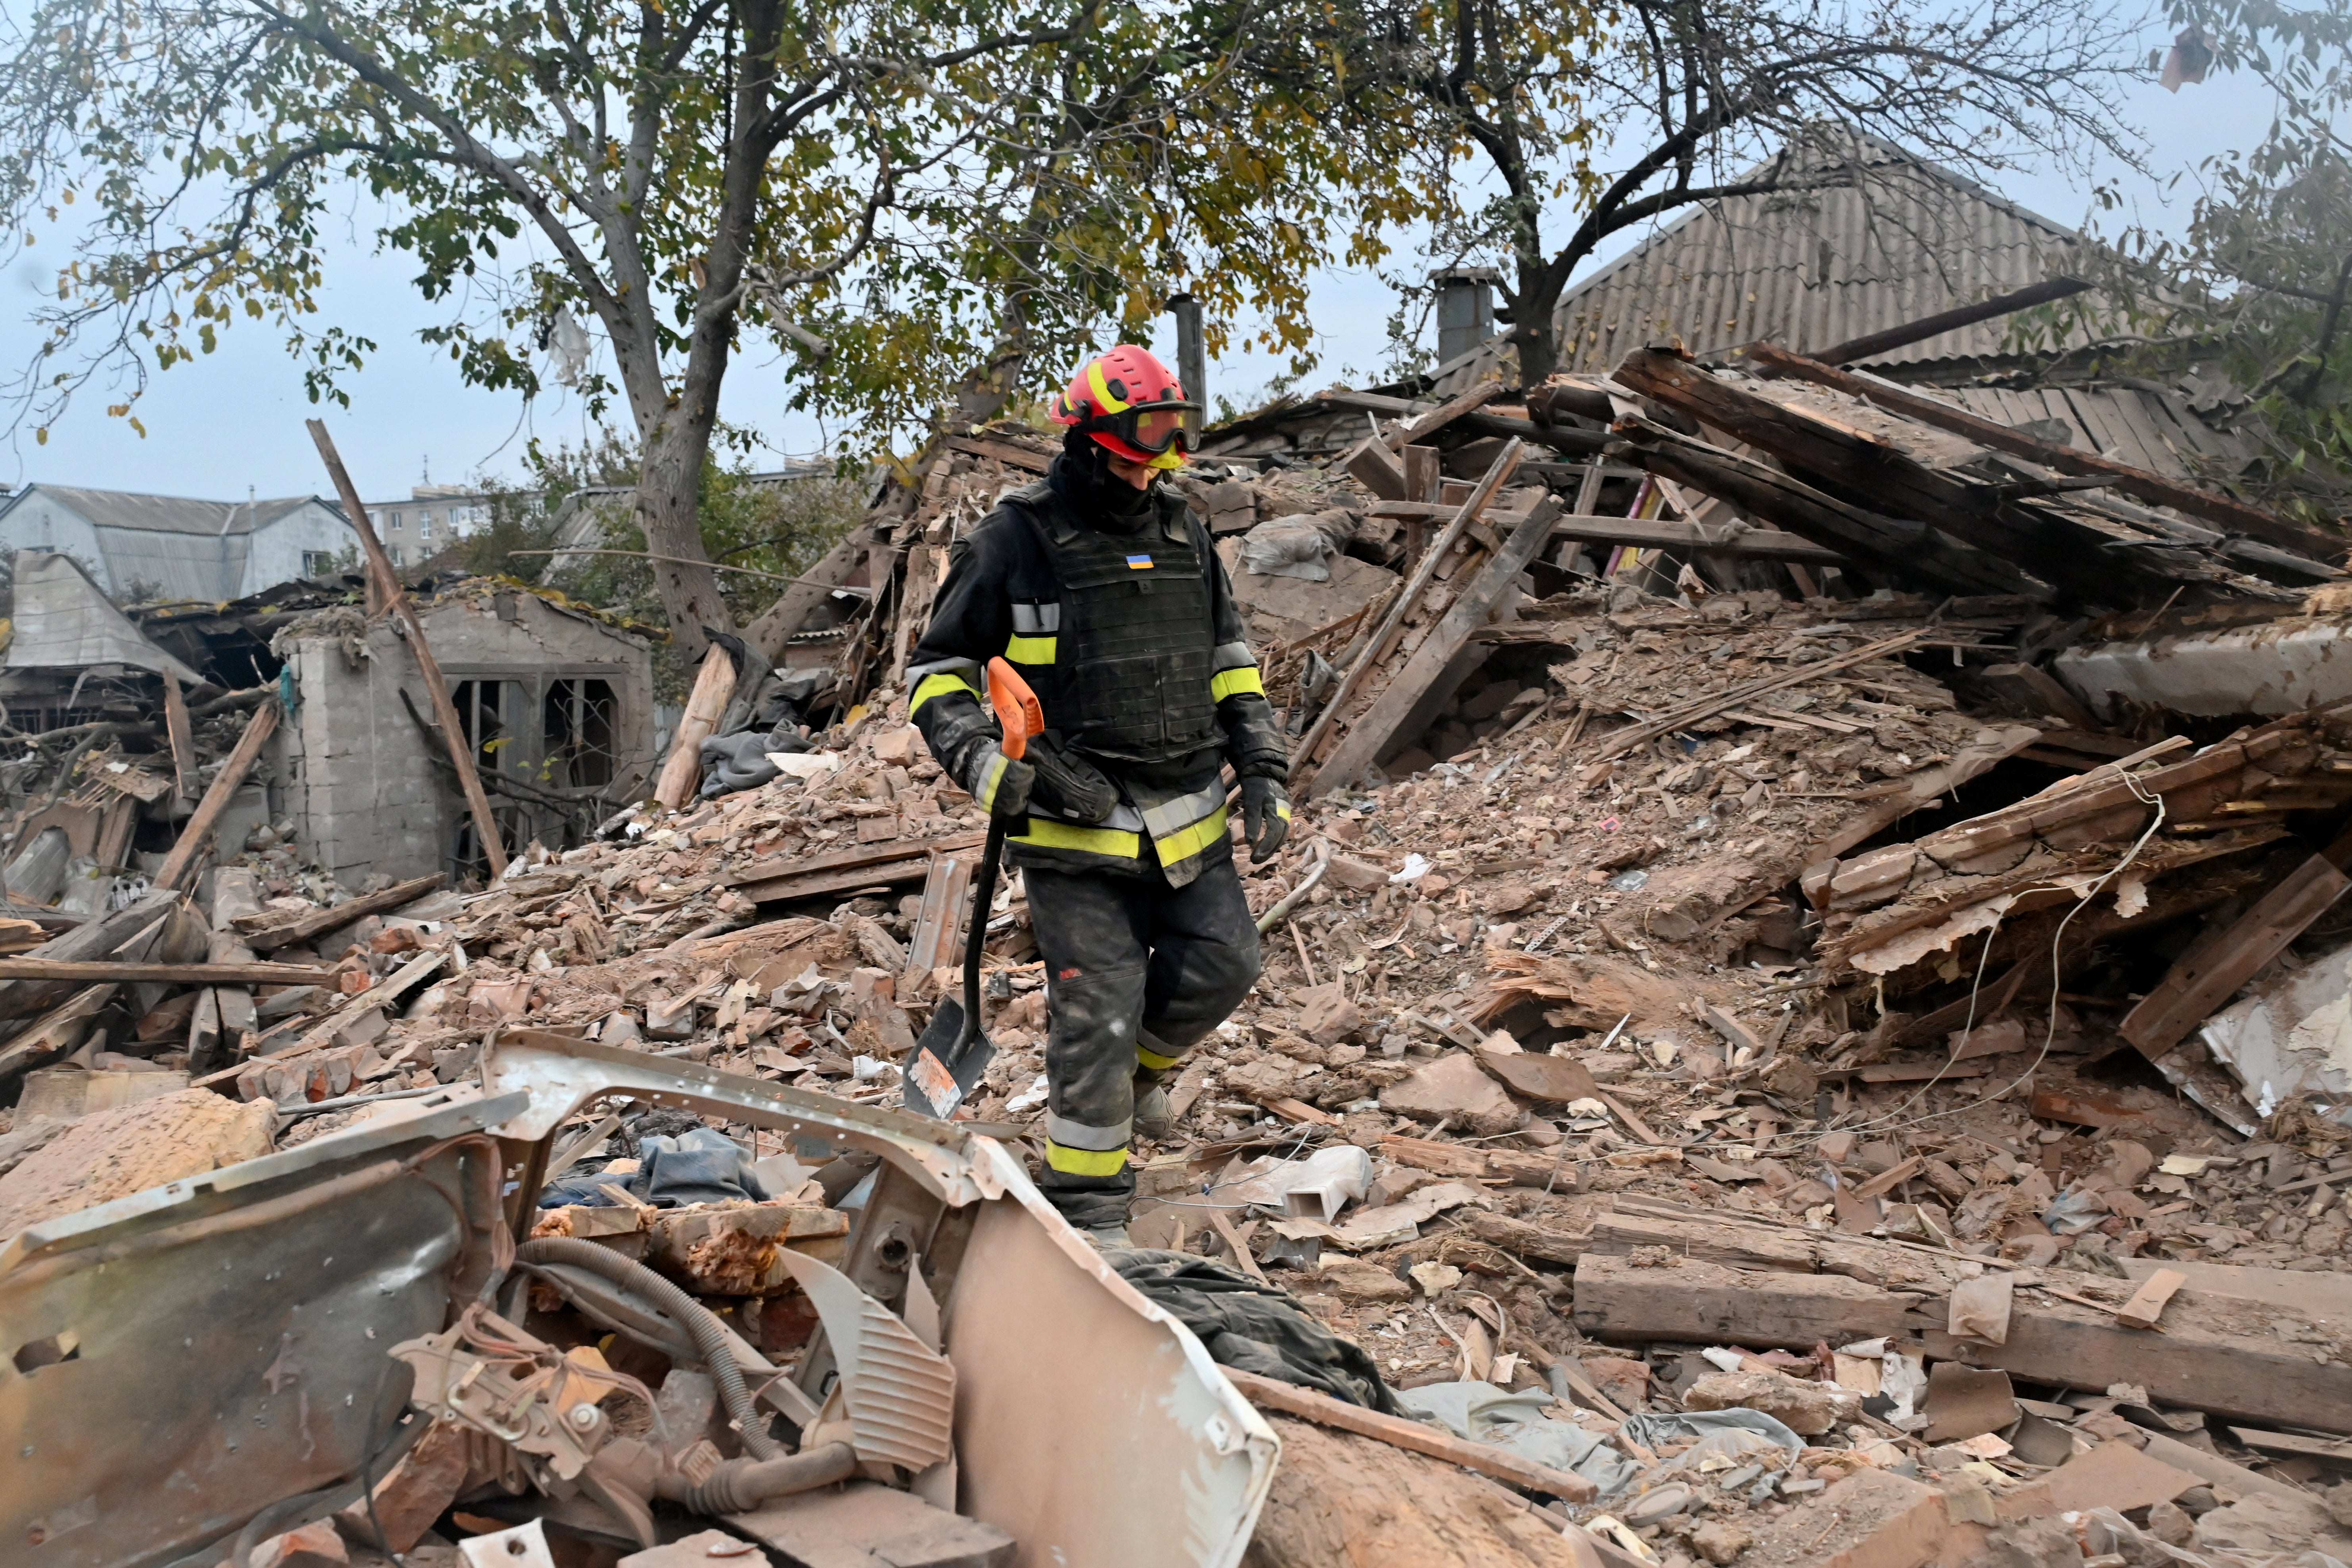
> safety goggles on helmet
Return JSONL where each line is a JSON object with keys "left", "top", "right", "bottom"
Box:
{"left": 1094, "top": 398, "right": 1199, "bottom": 457}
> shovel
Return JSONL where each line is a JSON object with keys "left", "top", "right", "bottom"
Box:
{"left": 903, "top": 657, "right": 1042, "bottom": 1119}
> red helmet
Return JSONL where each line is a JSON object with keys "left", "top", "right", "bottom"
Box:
{"left": 1048, "top": 345, "right": 1199, "bottom": 470}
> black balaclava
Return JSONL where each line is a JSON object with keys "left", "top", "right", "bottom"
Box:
{"left": 1048, "top": 427, "right": 1159, "bottom": 533}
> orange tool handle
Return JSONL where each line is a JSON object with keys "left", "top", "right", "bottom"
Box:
{"left": 986, "top": 657, "right": 1044, "bottom": 760}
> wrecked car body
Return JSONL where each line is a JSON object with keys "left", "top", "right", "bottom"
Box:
{"left": 0, "top": 1036, "right": 1276, "bottom": 1568}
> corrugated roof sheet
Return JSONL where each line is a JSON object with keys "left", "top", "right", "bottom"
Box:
{"left": 29, "top": 486, "right": 320, "bottom": 536}
{"left": 1936, "top": 384, "right": 2258, "bottom": 483}
{"left": 92, "top": 527, "right": 251, "bottom": 602}
{"left": 1551, "top": 130, "right": 2098, "bottom": 376}
{"left": 4, "top": 552, "right": 201, "bottom": 681}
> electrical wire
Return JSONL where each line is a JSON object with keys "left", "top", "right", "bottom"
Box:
{"left": 1730, "top": 767, "right": 2172, "bottom": 1156}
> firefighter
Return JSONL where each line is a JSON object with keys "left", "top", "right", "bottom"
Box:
{"left": 905, "top": 345, "right": 1289, "bottom": 1246}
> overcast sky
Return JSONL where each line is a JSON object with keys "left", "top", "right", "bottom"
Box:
{"left": 0, "top": 23, "right": 2285, "bottom": 506}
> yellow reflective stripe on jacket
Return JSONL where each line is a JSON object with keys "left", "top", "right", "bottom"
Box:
{"left": 910, "top": 670, "right": 980, "bottom": 715}
{"left": 973, "top": 750, "right": 1011, "bottom": 812}
{"left": 1045, "top": 1139, "right": 1129, "bottom": 1177}
{"left": 1210, "top": 665, "right": 1265, "bottom": 702}
{"left": 1004, "top": 634, "right": 1057, "bottom": 663}
{"left": 1136, "top": 1042, "right": 1184, "bottom": 1071}
{"left": 1153, "top": 804, "right": 1228, "bottom": 870}
{"left": 1011, "top": 818, "right": 1142, "bottom": 859}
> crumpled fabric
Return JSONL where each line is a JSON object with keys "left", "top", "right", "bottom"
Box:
{"left": 1394, "top": 1383, "right": 1807, "bottom": 1498}
{"left": 697, "top": 720, "right": 811, "bottom": 800}
{"left": 1397, "top": 1381, "right": 1642, "bottom": 1495}
{"left": 1238, "top": 515, "right": 1344, "bottom": 580}
{"left": 695, "top": 652, "right": 833, "bottom": 800}
{"left": 1620, "top": 1408, "right": 1806, "bottom": 1466}
{"left": 537, "top": 1128, "right": 770, "bottom": 1209}
{"left": 1107, "top": 1249, "right": 1401, "bottom": 1413}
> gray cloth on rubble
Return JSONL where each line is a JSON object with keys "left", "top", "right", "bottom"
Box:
{"left": 1107, "top": 1249, "right": 1402, "bottom": 1413}
{"left": 1397, "top": 1381, "right": 1642, "bottom": 1496}
{"left": 1619, "top": 1407, "right": 1804, "bottom": 1459}
{"left": 697, "top": 720, "right": 811, "bottom": 800}
{"left": 1394, "top": 1384, "right": 1806, "bottom": 1499}
{"left": 1237, "top": 513, "right": 1348, "bottom": 580}
{"left": 697, "top": 659, "right": 832, "bottom": 800}
{"left": 536, "top": 1128, "right": 769, "bottom": 1208}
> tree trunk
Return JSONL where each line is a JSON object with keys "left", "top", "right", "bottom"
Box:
{"left": 634, "top": 411, "right": 730, "bottom": 661}
{"left": 952, "top": 301, "right": 1033, "bottom": 427}
{"left": 1510, "top": 250, "right": 1568, "bottom": 387}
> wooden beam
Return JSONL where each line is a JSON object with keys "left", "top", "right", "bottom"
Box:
{"left": 1344, "top": 436, "right": 1410, "bottom": 502}
{"left": 1316, "top": 390, "right": 1615, "bottom": 458}
{"left": 653, "top": 644, "right": 740, "bottom": 809}
{"left": 1574, "top": 1248, "right": 2352, "bottom": 1434}
{"left": 1548, "top": 513, "right": 1844, "bottom": 565}
{"left": 1809, "top": 277, "right": 2093, "bottom": 366}
{"left": 1621, "top": 421, "right": 2042, "bottom": 601}
{"left": 154, "top": 699, "right": 279, "bottom": 892}
{"left": 307, "top": 420, "right": 508, "bottom": 877}
{"left": 2118, "top": 851, "right": 2352, "bottom": 1058}
{"left": 1745, "top": 342, "right": 2339, "bottom": 562}
{"left": 730, "top": 829, "right": 988, "bottom": 906}
{"left": 743, "top": 518, "right": 881, "bottom": 662}
{"left": 1383, "top": 381, "right": 1505, "bottom": 450}
{"left": 1613, "top": 349, "right": 2217, "bottom": 607}
{"left": 162, "top": 676, "right": 199, "bottom": 801}
{"left": 1309, "top": 497, "right": 1564, "bottom": 797}
{"left": 1223, "top": 1368, "right": 1598, "bottom": 1502}
{"left": 0, "top": 958, "right": 339, "bottom": 985}
{"left": 1291, "top": 438, "right": 1526, "bottom": 781}
{"left": 232, "top": 872, "right": 449, "bottom": 952}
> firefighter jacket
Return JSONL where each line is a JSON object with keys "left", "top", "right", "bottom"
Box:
{"left": 906, "top": 460, "right": 1286, "bottom": 886}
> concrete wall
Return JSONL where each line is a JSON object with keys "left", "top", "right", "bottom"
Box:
{"left": 242, "top": 502, "right": 360, "bottom": 592}
{"left": 0, "top": 496, "right": 107, "bottom": 585}
{"left": 274, "top": 590, "right": 656, "bottom": 885}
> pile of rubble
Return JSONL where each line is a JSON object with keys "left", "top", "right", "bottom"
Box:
{"left": 7, "top": 345, "right": 2352, "bottom": 1568}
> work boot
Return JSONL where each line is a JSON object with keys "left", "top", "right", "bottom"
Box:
{"left": 1082, "top": 1222, "right": 1133, "bottom": 1251}
{"left": 1133, "top": 1080, "right": 1174, "bottom": 1142}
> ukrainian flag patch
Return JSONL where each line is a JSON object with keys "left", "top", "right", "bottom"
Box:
{"left": 1126, "top": 554, "right": 1153, "bottom": 569}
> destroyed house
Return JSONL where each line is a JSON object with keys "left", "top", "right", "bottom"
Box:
{"left": 0, "top": 559, "right": 658, "bottom": 913}
{"left": 0, "top": 483, "right": 359, "bottom": 599}
{"left": 146, "top": 582, "right": 659, "bottom": 884}
{"left": 17, "top": 130, "right": 2352, "bottom": 1568}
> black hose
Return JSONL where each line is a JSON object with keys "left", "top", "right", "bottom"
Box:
{"left": 657, "top": 1441, "right": 858, "bottom": 1514}
{"left": 513, "top": 1236, "right": 780, "bottom": 1461}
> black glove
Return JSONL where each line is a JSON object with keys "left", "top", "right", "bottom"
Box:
{"left": 1241, "top": 775, "right": 1291, "bottom": 860}
{"left": 1025, "top": 735, "right": 1119, "bottom": 824}
{"left": 960, "top": 743, "right": 1035, "bottom": 819}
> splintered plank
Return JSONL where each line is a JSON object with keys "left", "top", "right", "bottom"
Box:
{"left": 1572, "top": 1252, "right": 2352, "bottom": 1434}
{"left": 1308, "top": 495, "right": 1562, "bottom": 796}
{"left": 1746, "top": 342, "right": 2337, "bottom": 560}
{"left": 232, "top": 873, "right": 448, "bottom": 952}
{"left": 1225, "top": 1369, "right": 1597, "bottom": 1501}
{"left": 730, "top": 831, "right": 986, "bottom": 906}
{"left": 1291, "top": 438, "right": 1528, "bottom": 779}
{"left": 0, "top": 959, "right": 337, "bottom": 985}
{"left": 2119, "top": 852, "right": 2352, "bottom": 1057}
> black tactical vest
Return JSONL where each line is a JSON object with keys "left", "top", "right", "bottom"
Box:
{"left": 1007, "top": 484, "right": 1220, "bottom": 765}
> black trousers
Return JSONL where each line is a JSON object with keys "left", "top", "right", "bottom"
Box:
{"left": 1023, "top": 853, "right": 1262, "bottom": 1227}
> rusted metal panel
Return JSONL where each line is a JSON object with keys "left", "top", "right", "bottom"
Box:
{"left": 0, "top": 1093, "right": 524, "bottom": 1568}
